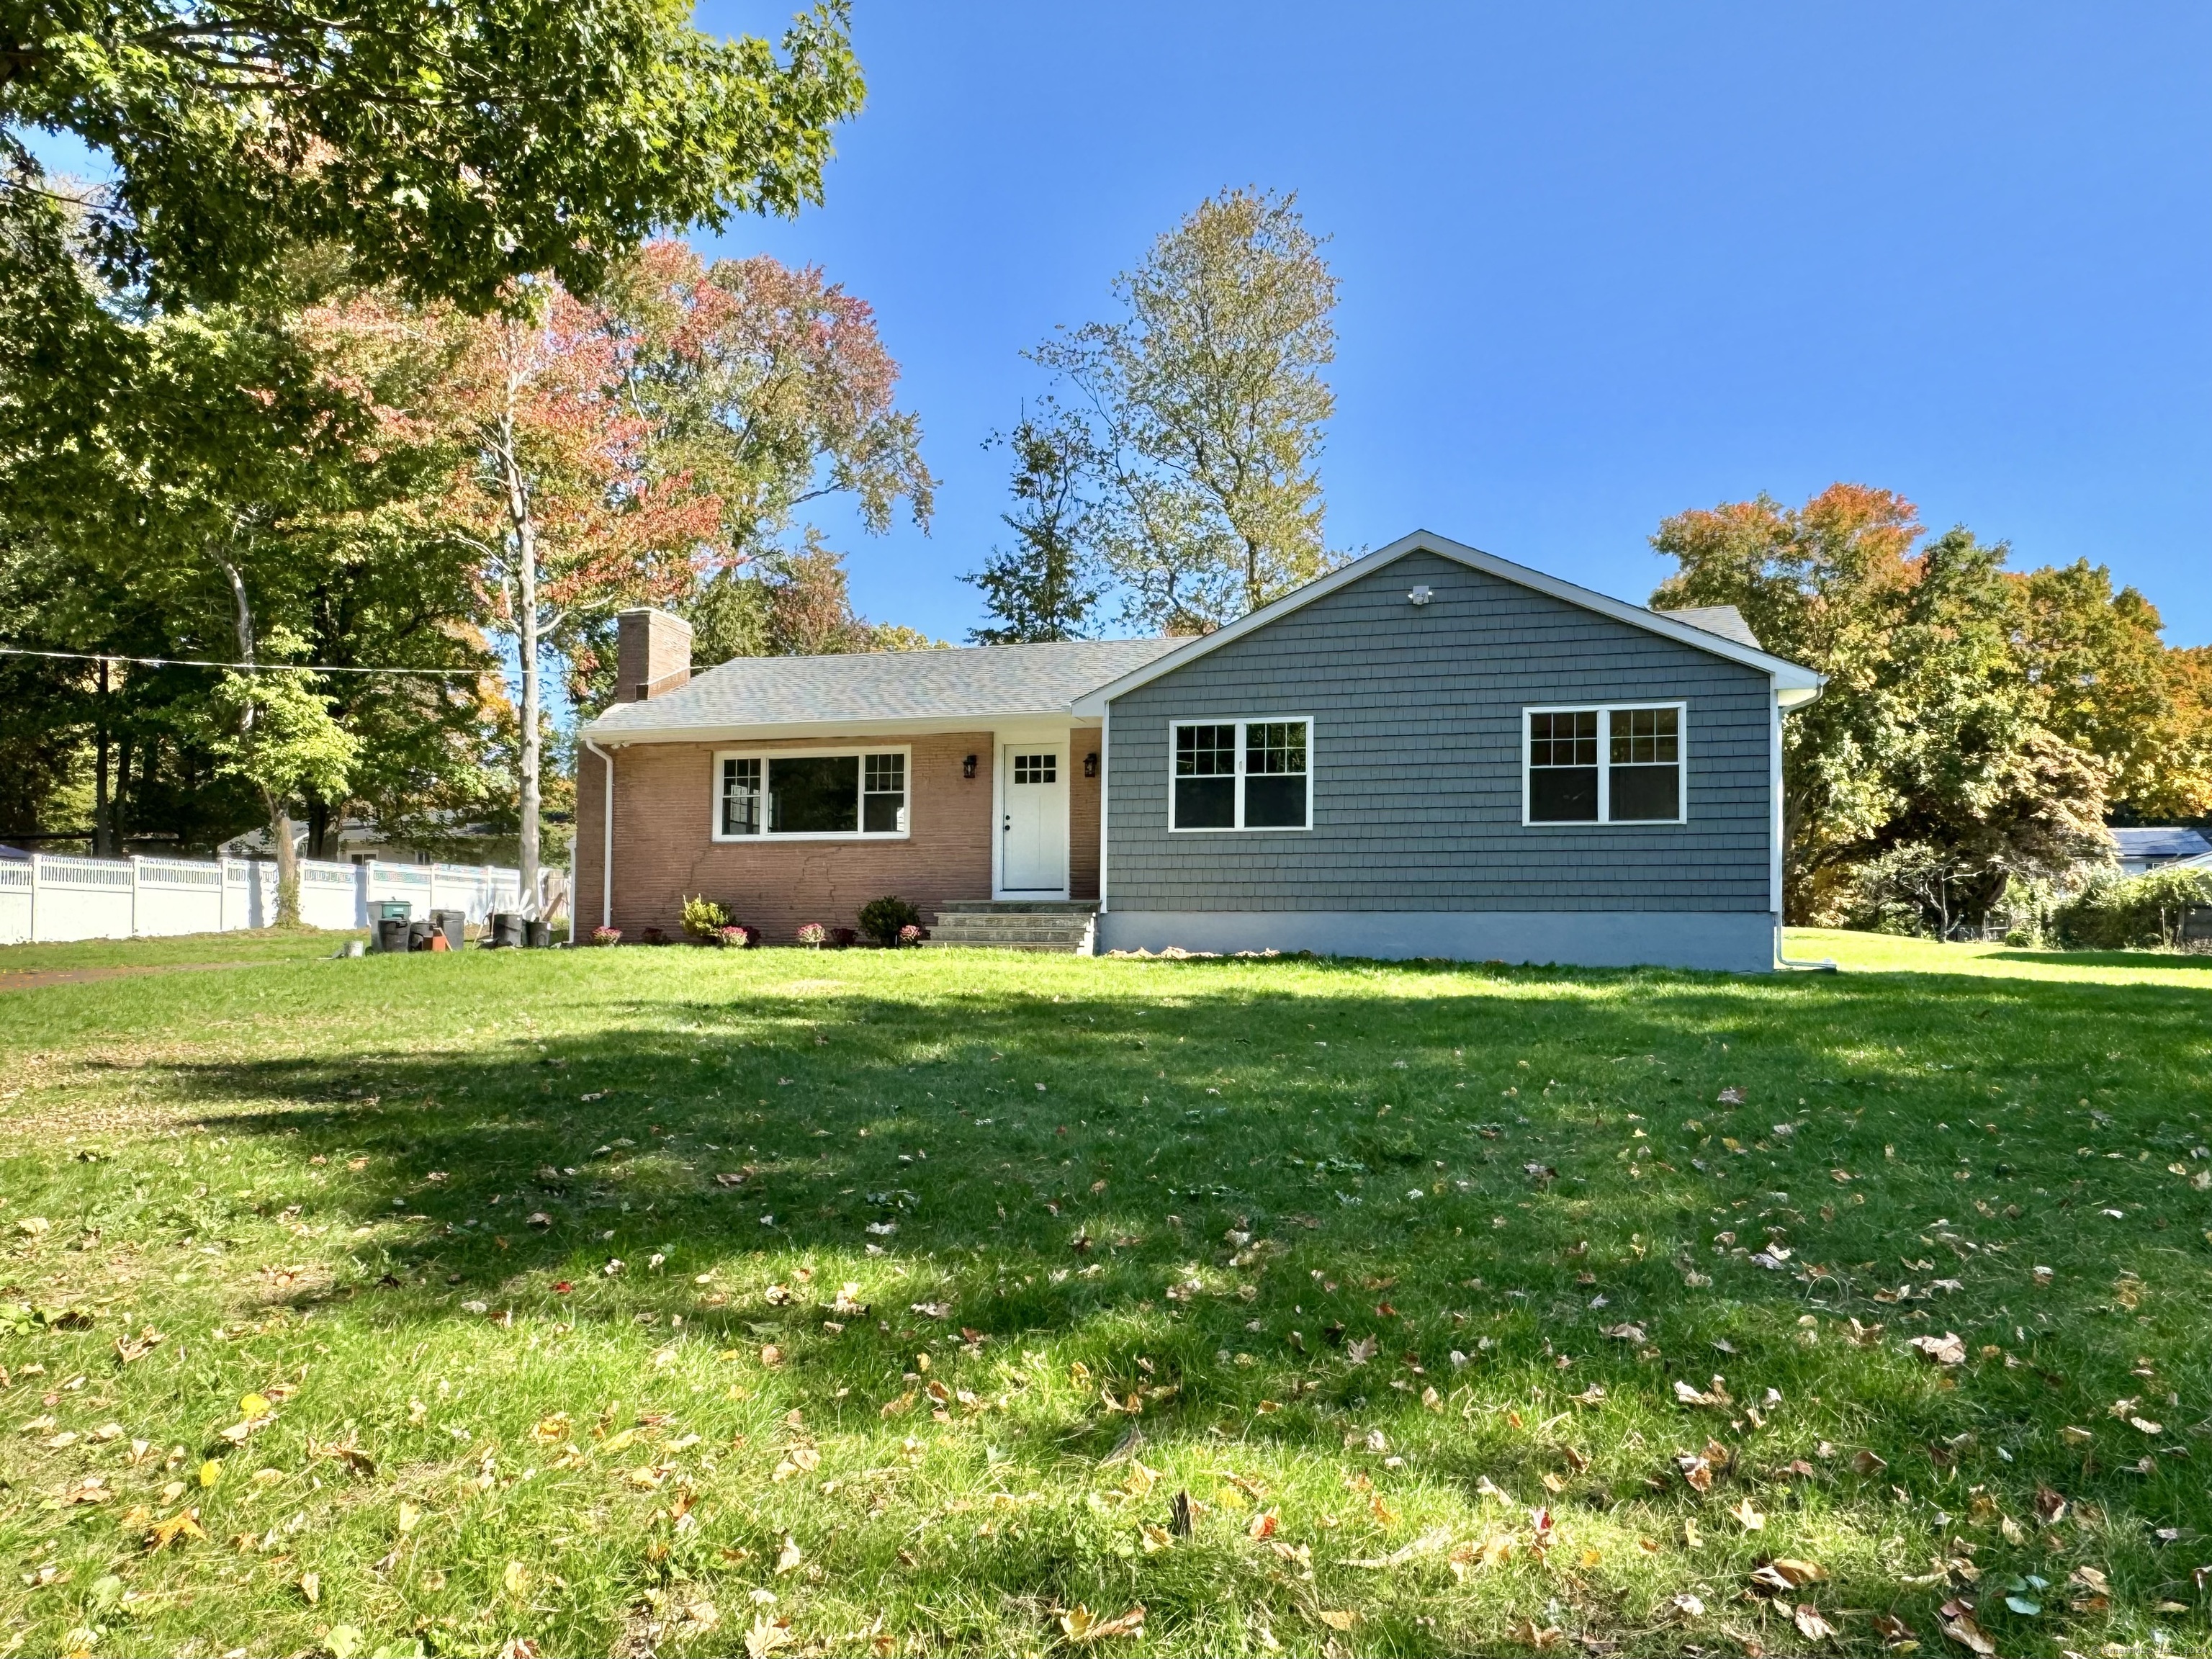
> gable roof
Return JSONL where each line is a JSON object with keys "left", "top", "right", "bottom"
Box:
{"left": 1071, "top": 531, "right": 1825, "bottom": 714}
{"left": 2110, "top": 826, "right": 2211, "bottom": 860}
{"left": 581, "top": 635, "right": 1182, "bottom": 743}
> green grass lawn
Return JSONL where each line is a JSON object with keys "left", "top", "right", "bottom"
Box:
{"left": 0, "top": 928, "right": 360, "bottom": 977}
{"left": 1, "top": 932, "right": 2206, "bottom": 1658}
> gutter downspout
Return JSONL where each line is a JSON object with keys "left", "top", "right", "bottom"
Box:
{"left": 582, "top": 738, "right": 615, "bottom": 932}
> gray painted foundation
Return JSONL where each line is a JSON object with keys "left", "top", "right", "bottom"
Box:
{"left": 1094, "top": 909, "right": 1779, "bottom": 972}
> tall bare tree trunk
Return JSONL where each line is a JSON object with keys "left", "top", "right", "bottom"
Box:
{"left": 498, "top": 374, "right": 542, "bottom": 918}
{"left": 221, "top": 557, "right": 300, "bottom": 924}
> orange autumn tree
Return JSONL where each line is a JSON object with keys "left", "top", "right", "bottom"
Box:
{"left": 1653, "top": 485, "right": 2113, "bottom": 928}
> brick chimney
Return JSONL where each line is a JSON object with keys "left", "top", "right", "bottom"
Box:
{"left": 616, "top": 608, "right": 692, "bottom": 702}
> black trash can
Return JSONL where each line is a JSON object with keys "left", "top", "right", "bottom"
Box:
{"left": 488, "top": 911, "right": 525, "bottom": 949}
{"left": 375, "top": 915, "right": 411, "bottom": 955}
{"left": 429, "top": 909, "right": 466, "bottom": 950}
{"left": 368, "top": 899, "right": 411, "bottom": 952}
{"left": 406, "top": 920, "right": 436, "bottom": 952}
{"left": 525, "top": 920, "right": 552, "bottom": 950}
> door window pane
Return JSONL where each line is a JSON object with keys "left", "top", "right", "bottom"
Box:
{"left": 720, "top": 757, "right": 761, "bottom": 835}
{"left": 863, "top": 752, "right": 907, "bottom": 832}
{"left": 1528, "top": 711, "right": 1599, "bottom": 822}
{"left": 769, "top": 754, "right": 859, "bottom": 833}
{"left": 1012, "top": 752, "right": 1056, "bottom": 784}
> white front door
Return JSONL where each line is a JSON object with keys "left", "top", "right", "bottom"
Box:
{"left": 1000, "top": 745, "right": 1067, "bottom": 894}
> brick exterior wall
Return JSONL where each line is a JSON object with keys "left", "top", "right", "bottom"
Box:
{"left": 1069, "top": 729, "right": 1101, "bottom": 902}
{"left": 577, "top": 730, "right": 1001, "bottom": 942}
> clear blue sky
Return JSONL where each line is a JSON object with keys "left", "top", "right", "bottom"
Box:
{"left": 693, "top": 1, "right": 2211, "bottom": 646}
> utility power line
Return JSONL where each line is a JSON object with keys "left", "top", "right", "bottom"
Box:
{"left": 0, "top": 644, "right": 485, "bottom": 677}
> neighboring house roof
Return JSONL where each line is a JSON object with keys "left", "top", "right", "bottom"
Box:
{"left": 1073, "top": 531, "right": 1826, "bottom": 714}
{"left": 1656, "top": 605, "right": 1763, "bottom": 649}
{"left": 583, "top": 637, "right": 1185, "bottom": 743}
{"left": 2110, "top": 826, "right": 2212, "bottom": 860}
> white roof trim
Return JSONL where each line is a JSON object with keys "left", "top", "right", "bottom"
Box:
{"left": 1070, "top": 531, "right": 1825, "bottom": 714}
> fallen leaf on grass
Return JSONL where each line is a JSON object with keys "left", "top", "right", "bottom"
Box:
{"left": 1315, "top": 1609, "right": 1357, "bottom": 1632}
{"left": 1763, "top": 1558, "right": 1830, "bottom": 1590}
{"left": 1794, "top": 1604, "right": 1837, "bottom": 1642}
{"left": 774, "top": 1534, "right": 803, "bottom": 1575}
{"left": 1729, "top": 1498, "right": 1765, "bottom": 1531}
{"left": 147, "top": 1509, "right": 206, "bottom": 1550}
{"left": 1909, "top": 1332, "right": 1967, "bottom": 1366}
{"left": 1938, "top": 1600, "right": 1995, "bottom": 1655}
{"left": 1511, "top": 1620, "right": 1565, "bottom": 1651}
{"left": 744, "top": 1615, "right": 794, "bottom": 1658}
{"left": 1673, "top": 1593, "right": 1704, "bottom": 1618}
{"left": 1060, "top": 1604, "right": 1146, "bottom": 1643}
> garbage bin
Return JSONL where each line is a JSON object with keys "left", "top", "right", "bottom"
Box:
{"left": 375, "top": 916, "right": 411, "bottom": 955}
{"left": 429, "top": 909, "right": 466, "bottom": 951}
{"left": 525, "top": 920, "right": 552, "bottom": 950}
{"left": 406, "top": 920, "right": 436, "bottom": 952}
{"left": 368, "top": 899, "right": 411, "bottom": 952}
{"left": 488, "top": 911, "right": 525, "bottom": 949}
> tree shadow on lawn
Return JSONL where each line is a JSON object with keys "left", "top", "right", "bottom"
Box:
{"left": 156, "top": 957, "right": 2212, "bottom": 1646}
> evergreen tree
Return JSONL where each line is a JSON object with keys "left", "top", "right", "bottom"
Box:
{"left": 964, "top": 406, "right": 1103, "bottom": 644}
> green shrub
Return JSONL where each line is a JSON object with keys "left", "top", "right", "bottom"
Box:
{"left": 858, "top": 895, "right": 922, "bottom": 948}
{"left": 680, "top": 895, "right": 731, "bottom": 941}
{"left": 2049, "top": 866, "right": 2211, "bottom": 950}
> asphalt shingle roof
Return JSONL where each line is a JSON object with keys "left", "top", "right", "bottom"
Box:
{"left": 2111, "top": 826, "right": 2211, "bottom": 859}
{"left": 1655, "top": 605, "right": 1763, "bottom": 650}
{"left": 583, "top": 637, "right": 1184, "bottom": 737}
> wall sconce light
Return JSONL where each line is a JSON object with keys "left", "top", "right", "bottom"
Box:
{"left": 1084, "top": 751, "right": 1099, "bottom": 778}
{"left": 1408, "top": 585, "right": 1433, "bottom": 606}
{"left": 962, "top": 754, "right": 978, "bottom": 779}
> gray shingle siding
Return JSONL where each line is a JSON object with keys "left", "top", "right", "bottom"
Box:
{"left": 1102, "top": 551, "right": 1774, "bottom": 914}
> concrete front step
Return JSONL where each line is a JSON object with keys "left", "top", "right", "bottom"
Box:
{"left": 925, "top": 900, "right": 1096, "bottom": 953}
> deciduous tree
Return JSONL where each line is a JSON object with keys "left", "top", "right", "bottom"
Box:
{"left": 1650, "top": 485, "right": 2128, "bottom": 930}
{"left": 3, "top": 0, "right": 863, "bottom": 312}
{"left": 1035, "top": 188, "right": 1337, "bottom": 634}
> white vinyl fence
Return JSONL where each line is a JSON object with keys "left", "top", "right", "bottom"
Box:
{"left": 0, "top": 854, "right": 527, "bottom": 946}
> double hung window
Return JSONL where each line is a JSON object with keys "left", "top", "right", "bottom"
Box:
{"left": 713, "top": 749, "right": 909, "bottom": 840}
{"left": 1524, "top": 704, "right": 1683, "bottom": 824}
{"left": 1170, "top": 718, "right": 1310, "bottom": 831}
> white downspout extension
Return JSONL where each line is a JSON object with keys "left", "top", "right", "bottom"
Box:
{"left": 582, "top": 738, "right": 616, "bottom": 932}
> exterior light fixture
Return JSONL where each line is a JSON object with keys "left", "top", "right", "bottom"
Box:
{"left": 1408, "top": 585, "right": 1433, "bottom": 606}
{"left": 1084, "top": 751, "right": 1099, "bottom": 778}
{"left": 962, "top": 754, "right": 978, "bottom": 779}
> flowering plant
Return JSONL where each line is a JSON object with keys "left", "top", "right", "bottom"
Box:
{"left": 897, "top": 922, "right": 924, "bottom": 946}
{"left": 590, "top": 926, "right": 621, "bottom": 946}
{"left": 716, "top": 924, "right": 757, "bottom": 949}
{"left": 796, "top": 921, "right": 828, "bottom": 948}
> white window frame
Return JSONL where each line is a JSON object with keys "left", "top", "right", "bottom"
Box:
{"left": 1167, "top": 716, "right": 1314, "bottom": 834}
{"left": 709, "top": 746, "right": 912, "bottom": 842}
{"left": 1521, "top": 701, "right": 1688, "bottom": 827}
